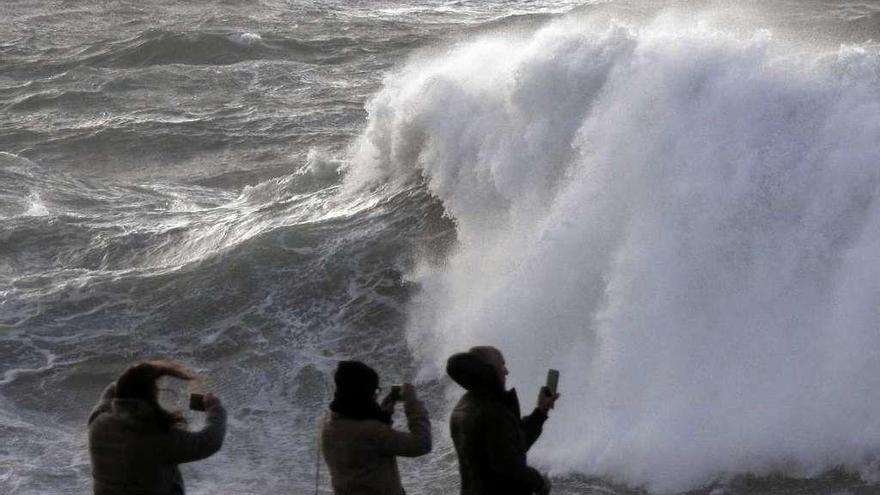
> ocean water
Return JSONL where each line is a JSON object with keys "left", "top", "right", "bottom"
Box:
{"left": 2, "top": 1, "right": 880, "bottom": 494}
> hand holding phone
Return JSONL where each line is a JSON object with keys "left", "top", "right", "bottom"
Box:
{"left": 380, "top": 385, "right": 403, "bottom": 413}
{"left": 537, "top": 369, "right": 560, "bottom": 413}
{"left": 389, "top": 385, "right": 402, "bottom": 402}
{"left": 546, "top": 369, "right": 559, "bottom": 395}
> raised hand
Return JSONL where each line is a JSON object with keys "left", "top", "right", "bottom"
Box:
{"left": 536, "top": 386, "right": 559, "bottom": 413}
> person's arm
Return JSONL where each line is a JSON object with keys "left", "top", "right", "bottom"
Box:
{"left": 87, "top": 382, "right": 116, "bottom": 425}
{"left": 374, "top": 384, "right": 432, "bottom": 457}
{"left": 522, "top": 386, "right": 559, "bottom": 450}
{"left": 521, "top": 408, "right": 548, "bottom": 450}
{"left": 485, "top": 409, "right": 546, "bottom": 493}
{"left": 159, "top": 394, "right": 227, "bottom": 464}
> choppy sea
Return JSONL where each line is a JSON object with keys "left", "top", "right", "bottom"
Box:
{"left": 3, "top": 1, "right": 880, "bottom": 494}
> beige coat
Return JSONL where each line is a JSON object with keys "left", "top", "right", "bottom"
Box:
{"left": 321, "top": 395, "right": 431, "bottom": 495}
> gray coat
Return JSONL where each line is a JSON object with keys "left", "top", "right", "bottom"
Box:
{"left": 321, "top": 395, "right": 431, "bottom": 495}
{"left": 87, "top": 383, "right": 227, "bottom": 495}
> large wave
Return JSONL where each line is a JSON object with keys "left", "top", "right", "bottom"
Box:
{"left": 343, "top": 13, "right": 880, "bottom": 493}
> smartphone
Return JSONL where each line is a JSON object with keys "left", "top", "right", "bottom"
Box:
{"left": 389, "top": 385, "right": 402, "bottom": 402}
{"left": 545, "top": 369, "right": 560, "bottom": 395}
{"left": 189, "top": 393, "right": 206, "bottom": 412}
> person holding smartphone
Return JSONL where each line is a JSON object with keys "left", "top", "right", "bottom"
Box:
{"left": 87, "top": 360, "right": 226, "bottom": 495}
{"left": 447, "top": 346, "right": 560, "bottom": 495}
{"left": 321, "top": 360, "right": 432, "bottom": 495}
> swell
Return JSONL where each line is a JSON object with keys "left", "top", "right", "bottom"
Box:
{"left": 0, "top": 27, "right": 434, "bottom": 80}
{"left": 0, "top": 154, "right": 314, "bottom": 279}
{"left": 0, "top": 152, "right": 444, "bottom": 326}
{"left": 78, "top": 30, "right": 327, "bottom": 68}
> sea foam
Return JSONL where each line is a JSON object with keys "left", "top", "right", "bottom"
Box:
{"left": 345, "top": 14, "right": 880, "bottom": 492}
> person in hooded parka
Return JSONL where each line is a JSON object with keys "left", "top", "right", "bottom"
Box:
{"left": 447, "top": 346, "right": 559, "bottom": 495}
{"left": 87, "top": 360, "right": 227, "bottom": 495}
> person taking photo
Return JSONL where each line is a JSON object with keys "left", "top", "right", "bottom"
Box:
{"left": 447, "top": 346, "right": 560, "bottom": 495}
{"left": 87, "top": 360, "right": 226, "bottom": 495}
{"left": 321, "top": 360, "right": 432, "bottom": 495}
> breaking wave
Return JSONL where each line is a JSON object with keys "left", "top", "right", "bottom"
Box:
{"left": 345, "top": 15, "right": 880, "bottom": 492}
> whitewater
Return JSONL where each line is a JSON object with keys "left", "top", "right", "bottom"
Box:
{"left": 2, "top": 1, "right": 880, "bottom": 494}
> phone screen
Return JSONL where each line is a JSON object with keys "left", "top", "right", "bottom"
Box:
{"left": 390, "top": 385, "right": 402, "bottom": 401}
{"left": 546, "top": 369, "right": 560, "bottom": 395}
{"left": 189, "top": 393, "right": 206, "bottom": 412}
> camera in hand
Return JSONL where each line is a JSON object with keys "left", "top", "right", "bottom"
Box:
{"left": 545, "top": 369, "right": 559, "bottom": 395}
{"left": 189, "top": 393, "right": 206, "bottom": 411}
{"left": 389, "top": 385, "right": 402, "bottom": 402}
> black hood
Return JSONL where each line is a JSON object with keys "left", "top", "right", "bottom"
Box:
{"left": 329, "top": 360, "right": 391, "bottom": 424}
{"left": 447, "top": 351, "right": 522, "bottom": 416}
{"left": 446, "top": 352, "right": 503, "bottom": 395}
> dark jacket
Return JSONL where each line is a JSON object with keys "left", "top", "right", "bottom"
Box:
{"left": 321, "top": 392, "right": 432, "bottom": 495}
{"left": 448, "top": 353, "right": 548, "bottom": 495}
{"left": 87, "top": 383, "right": 227, "bottom": 495}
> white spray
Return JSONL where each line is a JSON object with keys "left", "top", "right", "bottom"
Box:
{"left": 345, "top": 13, "right": 880, "bottom": 493}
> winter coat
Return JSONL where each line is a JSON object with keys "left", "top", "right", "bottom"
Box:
{"left": 447, "top": 353, "right": 548, "bottom": 495}
{"left": 321, "top": 393, "right": 432, "bottom": 495}
{"left": 87, "top": 383, "right": 227, "bottom": 495}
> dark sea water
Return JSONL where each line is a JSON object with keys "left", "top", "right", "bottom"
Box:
{"left": 2, "top": 1, "right": 880, "bottom": 494}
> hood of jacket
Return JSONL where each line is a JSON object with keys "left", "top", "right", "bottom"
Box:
{"left": 447, "top": 352, "right": 523, "bottom": 417}
{"left": 446, "top": 352, "right": 504, "bottom": 395}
